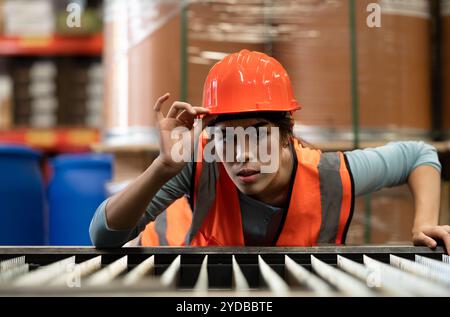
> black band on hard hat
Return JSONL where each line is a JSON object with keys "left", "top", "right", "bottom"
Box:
{"left": 208, "top": 111, "right": 289, "bottom": 126}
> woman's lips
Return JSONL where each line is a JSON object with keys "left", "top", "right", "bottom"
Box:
{"left": 237, "top": 169, "right": 260, "bottom": 184}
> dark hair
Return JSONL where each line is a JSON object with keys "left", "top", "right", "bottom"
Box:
{"left": 209, "top": 111, "right": 314, "bottom": 148}
{"left": 209, "top": 111, "right": 316, "bottom": 149}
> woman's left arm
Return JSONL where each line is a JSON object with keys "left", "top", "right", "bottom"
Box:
{"left": 408, "top": 165, "right": 450, "bottom": 251}
{"left": 345, "top": 141, "right": 449, "bottom": 253}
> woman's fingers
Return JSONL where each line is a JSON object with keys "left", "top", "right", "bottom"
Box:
{"left": 431, "top": 228, "right": 450, "bottom": 253}
{"left": 167, "top": 102, "right": 196, "bottom": 118}
{"left": 154, "top": 95, "right": 211, "bottom": 129}
{"left": 154, "top": 93, "right": 170, "bottom": 121}
{"left": 175, "top": 107, "right": 211, "bottom": 127}
{"left": 154, "top": 93, "right": 170, "bottom": 111}
{"left": 443, "top": 225, "right": 450, "bottom": 233}
{"left": 413, "top": 232, "right": 437, "bottom": 248}
{"left": 420, "top": 226, "right": 450, "bottom": 253}
{"left": 177, "top": 110, "right": 195, "bottom": 128}
{"left": 168, "top": 102, "right": 211, "bottom": 118}
{"left": 195, "top": 107, "right": 211, "bottom": 114}
{"left": 189, "top": 107, "right": 210, "bottom": 117}
{"left": 153, "top": 93, "right": 212, "bottom": 131}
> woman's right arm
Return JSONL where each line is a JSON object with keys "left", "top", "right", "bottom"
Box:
{"left": 89, "top": 93, "right": 214, "bottom": 247}
{"left": 103, "top": 157, "right": 183, "bottom": 231}
{"left": 89, "top": 161, "right": 193, "bottom": 248}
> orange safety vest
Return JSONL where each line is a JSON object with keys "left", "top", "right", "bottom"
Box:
{"left": 141, "top": 197, "right": 192, "bottom": 246}
{"left": 142, "top": 137, "right": 354, "bottom": 247}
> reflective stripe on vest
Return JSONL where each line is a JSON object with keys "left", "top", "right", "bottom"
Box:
{"left": 317, "top": 152, "right": 344, "bottom": 243}
{"left": 141, "top": 196, "right": 192, "bottom": 246}
{"left": 187, "top": 137, "right": 354, "bottom": 246}
{"left": 154, "top": 211, "right": 168, "bottom": 246}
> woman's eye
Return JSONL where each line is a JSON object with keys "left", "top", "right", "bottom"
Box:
{"left": 223, "top": 134, "right": 234, "bottom": 143}
{"left": 216, "top": 135, "right": 226, "bottom": 144}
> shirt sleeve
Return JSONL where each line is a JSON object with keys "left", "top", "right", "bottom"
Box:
{"left": 89, "top": 162, "right": 193, "bottom": 248}
{"left": 344, "top": 141, "right": 442, "bottom": 197}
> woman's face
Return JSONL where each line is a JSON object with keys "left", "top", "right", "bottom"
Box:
{"left": 212, "top": 118, "right": 283, "bottom": 195}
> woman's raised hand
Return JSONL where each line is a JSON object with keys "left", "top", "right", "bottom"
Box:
{"left": 153, "top": 93, "right": 215, "bottom": 174}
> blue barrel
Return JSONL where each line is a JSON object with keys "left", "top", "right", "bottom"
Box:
{"left": 0, "top": 144, "right": 45, "bottom": 245}
{"left": 48, "top": 153, "right": 112, "bottom": 245}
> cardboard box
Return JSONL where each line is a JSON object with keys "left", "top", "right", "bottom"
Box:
{"left": 443, "top": 0, "right": 450, "bottom": 136}
{"left": 274, "top": 0, "right": 431, "bottom": 140}
{"left": 92, "top": 143, "right": 159, "bottom": 184}
{"left": 103, "top": 1, "right": 181, "bottom": 145}
{"left": 347, "top": 181, "right": 450, "bottom": 245}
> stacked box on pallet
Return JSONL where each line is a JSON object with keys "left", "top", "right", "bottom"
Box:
{"left": 56, "top": 57, "right": 102, "bottom": 127}
{"left": 443, "top": 0, "right": 450, "bottom": 138}
{"left": 2, "top": 0, "right": 55, "bottom": 37}
{"left": 346, "top": 181, "right": 449, "bottom": 245}
{"left": 187, "top": 0, "right": 267, "bottom": 108}
{"left": 271, "top": 0, "right": 431, "bottom": 142}
{"left": 346, "top": 185, "right": 415, "bottom": 245}
{"left": 86, "top": 62, "right": 104, "bottom": 128}
{"left": 0, "top": 75, "right": 13, "bottom": 129}
{"left": 11, "top": 59, "right": 58, "bottom": 128}
{"left": 29, "top": 61, "right": 58, "bottom": 128}
{"left": 271, "top": 0, "right": 352, "bottom": 141}
{"left": 103, "top": 0, "right": 181, "bottom": 146}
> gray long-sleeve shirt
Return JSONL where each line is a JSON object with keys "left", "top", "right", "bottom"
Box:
{"left": 89, "top": 141, "right": 442, "bottom": 248}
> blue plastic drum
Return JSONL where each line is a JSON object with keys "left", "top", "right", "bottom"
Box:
{"left": 48, "top": 153, "right": 112, "bottom": 245}
{"left": 0, "top": 144, "right": 45, "bottom": 245}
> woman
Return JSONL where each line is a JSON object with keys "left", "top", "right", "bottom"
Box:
{"left": 90, "top": 50, "right": 449, "bottom": 251}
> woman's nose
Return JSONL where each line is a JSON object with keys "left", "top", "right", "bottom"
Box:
{"left": 235, "top": 138, "right": 257, "bottom": 162}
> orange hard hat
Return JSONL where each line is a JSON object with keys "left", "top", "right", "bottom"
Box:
{"left": 202, "top": 50, "right": 301, "bottom": 115}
